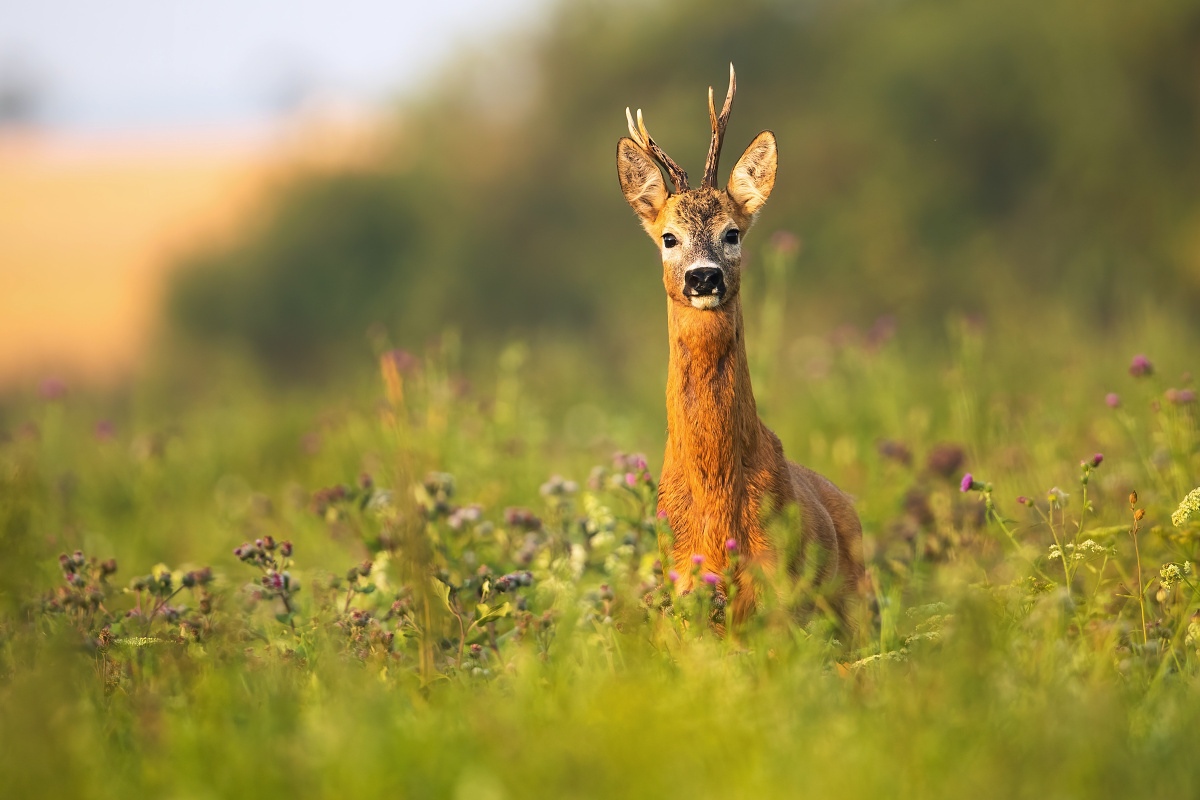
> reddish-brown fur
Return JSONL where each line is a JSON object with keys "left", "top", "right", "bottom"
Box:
{"left": 617, "top": 70, "right": 866, "bottom": 626}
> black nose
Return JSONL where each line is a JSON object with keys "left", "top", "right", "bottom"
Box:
{"left": 684, "top": 267, "right": 725, "bottom": 295}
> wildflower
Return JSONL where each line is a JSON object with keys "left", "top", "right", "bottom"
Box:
{"left": 668, "top": 570, "right": 680, "bottom": 583}
{"left": 877, "top": 439, "right": 912, "bottom": 466}
{"left": 625, "top": 472, "right": 638, "bottom": 488}
{"left": 1166, "top": 388, "right": 1197, "bottom": 406}
{"left": 1016, "top": 496, "right": 1030, "bottom": 506}
{"left": 1047, "top": 487, "right": 1069, "bottom": 505}
{"left": 1105, "top": 393, "right": 1120, "bottom": 409}
{"left": 503, "top": 507, "right": 542, "bottom": 531}
{"left": 691, "top": 554, "right": 704, "bottom": 566}
{"left": 656, "top": 509, "right": 668, "bottom": 520}
{"left": 1129, "top": 354, "right": 1153, "bottom": 377}
{"left": 726, "top": 538, "right": 738, "bottom": 552}
{"left": 926, "top": 443, "right": 965, "bottom": 478}
{"left": 1090, "top": 453, "right": 1103, "bottom": 468}
{"left": 702, "top": 572, "right": 720, "bottom": 586}
{"left": 1172, "top": 487, "right": 1200, "bottom": 528}
{"left": 39, "top": 377, "right": 68, "bottom": 401}
{"left": 382, "top": 349, "right": 419, "bottom": 374}
{"left": 1160, "top": 561, "right": 1192, "bottom": 591}
{"left": 539, "top": 475, "right": 579, "bottom": 497}
{"left": 769, "top": 230, "right": 801, "bottom": 256}
{"left": 94, "top": 420, "right": 116, "bottom": 441}
{"left": 960, "top": 473, "right": 978, "bottom": 493}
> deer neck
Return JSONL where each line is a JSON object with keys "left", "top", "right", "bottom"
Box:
{"left": 663, "top": 296, "right": 760, "bottom": 483}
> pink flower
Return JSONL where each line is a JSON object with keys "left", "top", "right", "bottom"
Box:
{"left": 960, "top": 473, "right": 977, "bottom": 493}
{"left": 624, "top": 472, "right": 637, "bottom": 488}
{"left": 701, "top": 572, "right": 720, "bottom": 586}
{"left": 691, "top": 554, "right": 704, "bottom": 566}
{"left": 1167, "top": 388, "right": 1197, "bottom": 406}
{"left": 1129, "top": 354, "right": 1153, "bottom": 377}
{"left": 1105, "top": 393, "right": 1120, "bottom": 409}
{"left": 656, "top": 509, "right": 668, "bottom": 520}
{"left": 38, "top": 377, "right": 67, "bottom": 401}
{"left": 725, "top": 538, "right": 738, "bottom": 552}
{"left": 668, "top": 570, "right": 679, "bottom": 583}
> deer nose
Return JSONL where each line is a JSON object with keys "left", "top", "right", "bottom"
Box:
{"left": 684, "top": 267, "right": 725, "bottom": 296}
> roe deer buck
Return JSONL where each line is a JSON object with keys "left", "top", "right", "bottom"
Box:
{"left": 616, "top": 64, "right": 866, "bottom": 626}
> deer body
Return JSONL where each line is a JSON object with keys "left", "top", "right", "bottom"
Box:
{"left": 617, "top": 67, "right": 865, "bottom": 623}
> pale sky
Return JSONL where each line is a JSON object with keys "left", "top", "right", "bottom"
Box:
{"left": 0, "top": 0, "right": 546, "bottom": 131}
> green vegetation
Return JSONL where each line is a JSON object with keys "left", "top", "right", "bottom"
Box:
{"left": 6, "top": 0, "right": 1200, "bottom": 795}
{"left": 167, "top": 0, "right": 1200, "bottom": 379}
{"left": 4, "top": 265, "right": 1200, "bottom": 795}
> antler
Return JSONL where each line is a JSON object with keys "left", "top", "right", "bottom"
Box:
{"left": 702, "top": 63, "right": 736, "bottom": 189}
{"left": 626, "top": 106, "right": 690, "bottom": 192}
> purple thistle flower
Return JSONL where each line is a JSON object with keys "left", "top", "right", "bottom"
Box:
{"left": 960, "top": 473, "right": 976, "bottom": 493}
{"left": 691, "top": 554, "right": 704, "bottom": 566}
{"left": 668, "top": 570, "right": 679, "bottom": 583}
{"left": 624, "top": 472, "right": 637, "bottom": 488}
{"left": 656, "top": 509, "right": 668, "bottom": 520}
{"left": 1129, "top": 354, "right": 1153, "bottom": 377}
{"left": 1016, "top": 495, "right": 1030, "bottom": 506}
{"left": 1105, "top": 392, "right": 1120, "bottom": 409}
{"left": 725, "top": 538, "right": 738, "bottom": 552}
{"left": 701, "top": 572, "right": 720, "bottom": 586}
{"left": 1091, "top": 453, "right": 1104, "bottom": 468}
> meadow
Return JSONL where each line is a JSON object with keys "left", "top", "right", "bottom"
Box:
{"left": 2, "top": 239, "right": 1198, "bottom": 797}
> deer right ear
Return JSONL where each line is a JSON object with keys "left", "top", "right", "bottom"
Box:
{"left": 616, "top": 138, "right": 668, "bottom": 230}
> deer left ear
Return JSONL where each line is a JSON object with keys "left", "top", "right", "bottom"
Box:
{"left": 727, "top": 131, "right": 777, "bottom": 218}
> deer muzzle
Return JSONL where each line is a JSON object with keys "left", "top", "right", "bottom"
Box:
{"left": 683, "top": 265, "right": 726, "bottom": 309}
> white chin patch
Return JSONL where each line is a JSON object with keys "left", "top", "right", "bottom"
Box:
{"left": 689, "top": 295, "right": 721, "bottom": 310}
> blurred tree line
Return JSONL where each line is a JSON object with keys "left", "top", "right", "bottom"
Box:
{"left": 167, "top": 0, "right": 1200, "bottom": 378}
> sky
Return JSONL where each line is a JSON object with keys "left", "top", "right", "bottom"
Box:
{"left": 0, "top": 0, "right": 546, "bottom": 132}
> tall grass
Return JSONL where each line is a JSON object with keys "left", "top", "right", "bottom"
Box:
{"left": 1, "top": 285, "right": 1198, "bottom": 797}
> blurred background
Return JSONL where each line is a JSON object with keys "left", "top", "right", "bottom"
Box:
{"left": 2, "top": 0, "right": 1199, "bottom": 396}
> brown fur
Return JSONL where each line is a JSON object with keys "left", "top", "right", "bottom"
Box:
{"left": 616, "top": 85, "right": 866, "bottom": 628}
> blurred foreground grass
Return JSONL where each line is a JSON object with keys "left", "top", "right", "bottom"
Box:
{"left": 1, "top": 303, "right": 1199, "bottom": 798}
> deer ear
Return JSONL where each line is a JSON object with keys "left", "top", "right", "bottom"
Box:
{"left": 727, "top": 131, "right": 777, "bottom": 218}
{"left": 617, "top": 138, "right": 668, "bottom": 229}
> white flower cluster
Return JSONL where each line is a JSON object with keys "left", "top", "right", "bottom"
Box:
{"left": 1172, "top": 487, "right": 1200, "bottom": 528}
{"left": 1159, "top": 561, "right": 1192, "bottom": 591}
{"left": 1047, "top": 539, "right": 1108, "bottom": 562}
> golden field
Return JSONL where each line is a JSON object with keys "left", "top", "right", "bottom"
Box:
{"left": 0, "top": 117, "right": 382, "bottom": 386}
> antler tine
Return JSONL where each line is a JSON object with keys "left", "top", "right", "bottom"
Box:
{"left": 624, "top": 106, "right": 689, "bottom": 192}
{"left": 702, "top": 63, "right": 737, "bottom": 188}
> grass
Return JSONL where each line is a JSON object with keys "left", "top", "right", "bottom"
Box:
{"left": 1, "top": 289, "right": 1199, "bottom": 798}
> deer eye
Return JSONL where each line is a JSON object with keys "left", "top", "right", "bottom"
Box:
{"left": 724, "top": 229, "right": 740, "bottom": 245}
{"left": 662, "top": 233, "right": 678, "bottom": 248}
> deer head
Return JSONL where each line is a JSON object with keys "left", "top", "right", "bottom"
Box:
{"left": 616, "top": 64, "right": 778, "bottom": 311}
